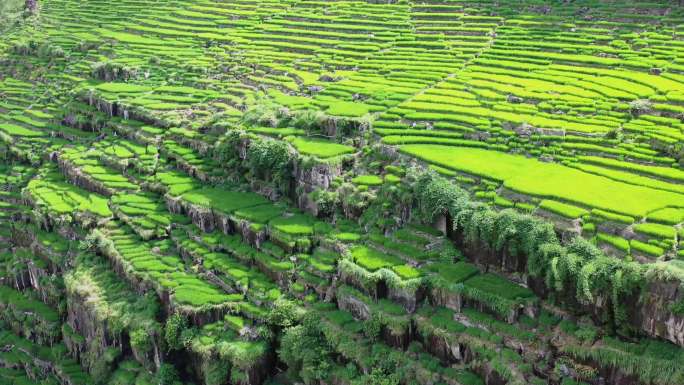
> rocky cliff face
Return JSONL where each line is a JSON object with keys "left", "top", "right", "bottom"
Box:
{"left": 294, "top": 161, "right": 344, "bottom": 217}
{"left": 65, "top": 294, "right": 125, "bottom": 373}
{"left": 57, "top": 155, "right": 115, "bottom": 197}
{"left": 632, "top": 279, "right": 684, "bottom": 346}
{"left": 442, "top": 215, "right": 684, "bottom": 348}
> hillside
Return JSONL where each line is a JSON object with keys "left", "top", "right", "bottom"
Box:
{"left": 1, "top": 1, "right": 684, "bottom": 385}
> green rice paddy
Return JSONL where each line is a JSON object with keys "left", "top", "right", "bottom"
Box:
{"left": 2, "top": 0, "right": 684, "bottom": 384}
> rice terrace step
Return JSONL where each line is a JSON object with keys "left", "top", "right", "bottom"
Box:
{"left": 1, "top": 0, "right": 684, "bottom": 384}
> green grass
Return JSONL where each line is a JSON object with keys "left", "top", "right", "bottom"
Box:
{"left": 571, "top": 162, "right": 684, "bottom": 196}
{"left": 173, "top": 284, "right": 242, "bottom": 307}
{"left": 391, "top": 264, "right": 422, "bottom": 280}
{"left": 630, "top": 240, "right": 665, "bottom": 257}
{"left": 579, "top": 156, "right": 684, "bottom": 183}
{"left": 105, "top": 227, "right": 240, "bottom": 309}
{"left": 538, "top": 200, "right": 588, "bottom": 219}
{"left": 420, "top": 306, "right": 467, "bottom": 334}
{"left": 28, "top": 172, "right": 112, "bottom": 217}
{"left": 400, "top": 145, "right": 684, "bottom": 219}
{"left": 0, "top": 123, "right": 45, "bottom": 137}
{"left": 394, "top": 228, "right": 430, "bottom": 246}
{"left": 234, "top": 204, "right": 286, "bottom": 224}
{"left": 65, "top": 253, "right": 160, "bottom": 332}
{"left": 4, "top": 3, "right": 684, "bottom": 383}
{"left": 634, "top": 223, "right": 677, "bottom": 239}
{"left": 464, "top": 273, "right": 535, "bottom": 301}
{"left": 335, "top": 232, "right": 361, "bottom": 242}
{"left": 0, "top": 286, "right": 60, "bottom": 323}
{"left": 648, "top": 208, "right": 684, "bottom": 225}
{"left": 350, "top": 245, "right": 403, "bottom": 271}
{"left": 352, "top": 175, "right": 383, "bottom": 186}
{"left": 94, "top": 82, "right": 153, "bottom": 93}
{"left": 182, "top": 188, "right": 269, "bottom": 214}
{"left": 288, "top": 136, "right": 355, "bottom": 159}
{"left": 156, "top": 171, "right": 198, "bottom": 196}
{"left": 269, "top": 213, "right": 315, "bottom": 235}
{"left": 597, "top": 233, "right": 630, "bottom": 252}
{"left": 325, "top": 101, "right": 370, "bottom": 117}
{"left": 591, "top": 209, "right": 634, "bottom": 225}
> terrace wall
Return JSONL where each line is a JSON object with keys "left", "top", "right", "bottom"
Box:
{"left": 441, "top": 214, "right": 684, "bottom": 347}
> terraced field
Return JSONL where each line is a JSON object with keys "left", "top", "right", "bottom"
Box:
{"left": 2, "top": 1, "right": 684, "bottom": 385}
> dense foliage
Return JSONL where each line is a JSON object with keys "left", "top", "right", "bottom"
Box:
{"left": 1, "top": 1, "right": 684, "bottom": 385}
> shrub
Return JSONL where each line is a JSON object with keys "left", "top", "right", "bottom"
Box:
{"left": 279, "top": 314, "right": 334, "bottom": 384}
{"left": 157, "top": 363, "right": 181, "bottom": 385}
{"left": 267, "top": 298, "right": 303, "bottom": 329}
{"left": 164, "top": 313, "right": 188, "bottom": 351}
{"left": 247, "top": 138, "right": 294, "bottom": 186}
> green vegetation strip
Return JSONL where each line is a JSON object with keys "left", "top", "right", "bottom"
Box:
{"left": 400, "top": 145, "right": 684, "bottom": 218}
